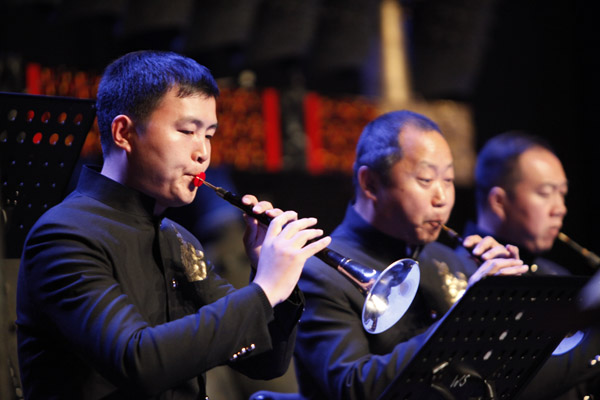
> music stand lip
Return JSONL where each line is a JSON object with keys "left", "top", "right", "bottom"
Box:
{"left": 378, "top": 275, "right": 589, "bottom": 400}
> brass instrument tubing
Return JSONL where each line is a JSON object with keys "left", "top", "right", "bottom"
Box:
{"left": 557, "top": 232, "right": 600, "bottom": 269}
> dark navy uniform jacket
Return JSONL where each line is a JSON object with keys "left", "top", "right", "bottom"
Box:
{"left": 17, "top": 166, "right": 302, "bottom": 399}
{"left": 294, "top": 205, "right": 477, "bottom": 400}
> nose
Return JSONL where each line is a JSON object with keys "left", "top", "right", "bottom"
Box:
{"left": 432, "top": 182, "right": 449, "bottom": 207}
{"left": 193, "top": 136, "right": 210, "bottom": 163}
{"left": 551, "top": 195, "right": 567, "bottom": 218}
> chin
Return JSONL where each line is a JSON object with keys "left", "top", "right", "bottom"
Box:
{"left": 424, "top": 229, "right": 442, "bottom": 243}
{"left": 179, "top": 197, "right": 196, "bottom": 207}
{"left": 415, "top": 234, "right": 438, "bottom": 246}
{"left": 167, "top": 195, "right": 195, "bottom": 209}
{"left": 536, "top": 243, "right": 554, "bottom": 254}
{"left": 179, "top": 189, "right": 198, "bottom": 204}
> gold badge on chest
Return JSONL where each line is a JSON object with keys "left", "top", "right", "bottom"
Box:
{"left": 433, "top": 259, "right": 468, "bottom": 306}
{"left": 171, "top": 225, "right": 208, "bottom": 282}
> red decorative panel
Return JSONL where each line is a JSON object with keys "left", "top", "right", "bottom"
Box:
{"left": 213, "top": 87, "right": 274, "bottom": 171}
{"left": 26, "top": 64, "right": 377, "bottom": 175}
{"left": 313, "top": 94, "right": 378, "bottom": 174}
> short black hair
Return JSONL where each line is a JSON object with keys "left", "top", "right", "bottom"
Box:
{"left": 475, "top": 131, "right": 556, "bottom": 209}
{"left": 96, "top": 50, "right": 219, "bottom": 154}
{"left": 353, "top": 110, "right": 441, "bottom": 189}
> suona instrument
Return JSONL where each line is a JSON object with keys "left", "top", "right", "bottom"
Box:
{"left": 193, "top": 173, "right": 420, "bottom": 334}
{"left": 441, "top": 224, "right": 486, "bottom": 264}
{"left": 557, "top": 232, "right": 600, "bottom": 269}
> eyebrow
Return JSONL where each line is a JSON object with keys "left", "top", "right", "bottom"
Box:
{"left": 538, "top": 181, "right": 569, "bottom": 190}
{"left": 178, "top": 117, "right": 218, "bottom": 130}
{"left": 416, "top": 161, "right": 454, "bottom": 170}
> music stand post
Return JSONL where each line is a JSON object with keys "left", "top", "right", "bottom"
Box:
{"left": 0, "top": 92, "right": 96, "bottom": 258}
{"left": 379, "top": 275, "right": 589, "bottom": 400}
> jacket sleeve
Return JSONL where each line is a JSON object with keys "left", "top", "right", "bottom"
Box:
{"left": 295, "top": 257, "right": 427, "bottom": 400}
{"left": 230, "top": 285, "right": 304, "bottom": 379}
{"left": 17, "top": 216, "right": 290, "bottom": 396}
{"left": 169, "top": 219, "right": 304, "bottom": 380}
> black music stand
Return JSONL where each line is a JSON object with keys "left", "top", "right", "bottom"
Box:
{"left": 577, "top": 268, "right": 600, "bottom": 329}
{"left": 0, "top": 92, "right": 96, "bottom": 258}
{"left": 379, "top": 275, "right": 589, "bottom": 400}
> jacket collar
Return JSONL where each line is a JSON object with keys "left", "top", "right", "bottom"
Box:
{"left": 76, "top": 165, "right": 158, "bottom": 219}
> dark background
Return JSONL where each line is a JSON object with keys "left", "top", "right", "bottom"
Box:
{"left": 1, "top": 0, "right": 597, "bottom": 275}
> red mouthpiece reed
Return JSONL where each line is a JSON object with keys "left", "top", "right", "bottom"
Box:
{"left": 193, "top": 172, "right": 206, "bottom": 187}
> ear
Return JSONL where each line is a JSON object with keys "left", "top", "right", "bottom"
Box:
{"left": 488, "top": 186, "right": 508, "bottom": 221}
{"left": 111, "top": 115, "right": 136, "bottom": 153}
{"left": 357, "top": 165, "right": 380, "bottom": 202}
